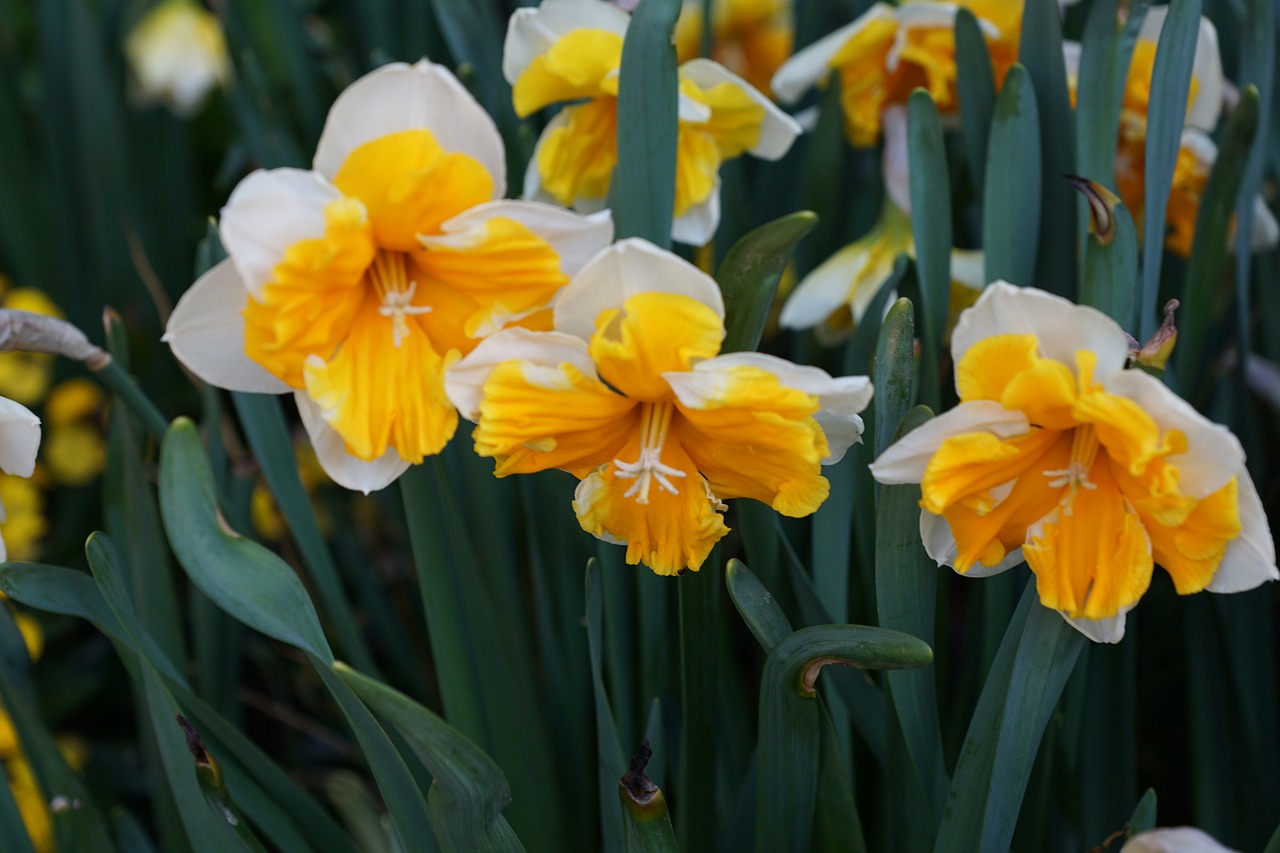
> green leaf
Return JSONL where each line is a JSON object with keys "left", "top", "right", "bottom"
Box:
{"left": 1128, "top": 789, "right": 1157, "bottom": 834}
{"left": 335, "top": 663, "right": 524, "bottom": 853}
{"left": 1019, "top": 0, "right": 1077, "bottom": 298}
{"left": 979, "top": 604, "right": 1085, "bottom": 851}
{"left": 756, "top": 625, "right": 933, "bottom": 853}
{"left": 906, "top": 90, "right": 950, "bottom": 410}
{"left": 1074, "top": 0, "right": 1150, "bottom": 191}
{"left": 954, "top": 8, "right": 996, "bottom": 198}
{"left": 0, "top": 761, "right": 37, "bottom": 853}
{"left": 231, "top": 392, "right": 378, "bottom": 674}
{"left": 1139, "top": 0, "right": 1202, "bottom": 338}
{"left": 613, "top": 0, "right": 681, "bottom": 247}
{"left": 158, "top": 418, "right": 333, "bottom": 662}
{"left": 677, "top": 549, "right": 720, "bottom": 852}
{"left": 587, "top": 560, "right": 628, "bottom": 853}
{"left": 873, "top": 299, "right": 916, "bottom": 459}
{"left": 725, "top": 559, "right": 793, "bottom": 652}
{"left": 983, "top": 65, "right": 1041, "bottom": 287}
{"left": 718, "top": 211, "right": 819, "bottom": 353}
{"left": 618, "top": 742, "right": 679, "bottom": 853}
{"left": 1176, "top": 87, "right": 1261, "bottom": 402}
{"left": 1071, "top": 177, "right": 1140, "bottom": 328}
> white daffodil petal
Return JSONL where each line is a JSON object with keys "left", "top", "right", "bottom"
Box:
{"left": 445, "top": 328, "right": 596, "bottom": 422}
{"left": 555, "top": 238, "right": 725, "bottom": 340}
{"left": 295, "top": 392, "right": 409, "bottom": 493}
{"left": 870, "top": 400, "right": 1031, "bottom": 484}
{"left": 312, "top": 60, "right": 506, "bottom": 193}
{"left": 950, "top": 249, "right": 986, "bottom": 290}
{"left": 502, "top": 0, "right": 631, "bottom": 85}
{"left": 678, "top": 58, "right": 801, "bottom": 159}
{"left": 163, "top": 259, "right": 293, "bottom": 395}
{"left": 951, "top": 281, "right": 1132, "bottom": 382}
{"left": 1251, "top": 197, "right": 1279, "bottom": 251}
{"left": 1206, "top": 471, "right": 1279, "bottom": 593}
{"left": 430, "top": 200, "right": 615, "bottom": 276}
{"left": 1102, "top": 369, "right": 1244, "bottom": 498}
{"left": 220, "top": 168, "right": 343, "bottom": 299}
{"left": 919, "top": 509, "right": 1023, "bottom": 576}
{"left": 670, "top": 351, "right": 873, "bottom": 463}
{"left": 0, "top": 397, "right": 41, "bottom": 477}
{"left": 779, "top": 242, "right": 880, "bottom": 330}
{"left": 1061, "top": 609, "right": 1129, "bottom": 643}
{"left": 771, "top": 4, "right": 895, "bottom": 103}
{"left": 671, "top": 180, "right": 722, "bottom": 247}
{"left": 881, "top": 104, "right": 911, "bottom": 215}
{"left": 1188, "top": 18, "right": 1224, "bottom": 130}
{"left": 1121, "top": 827, "right": 1240, "bottom": 853}
{"left": 1062, "top": 40, "right": 1081, "bottom": 81}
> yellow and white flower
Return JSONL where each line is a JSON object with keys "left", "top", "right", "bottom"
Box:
{"left": 871, "top": 283, "right": 1277, "bottom": 642}
{"left": 674, "top": 0, "right": 794, "bottom": 96}
{"left": 503, "top": 0, "right": 799, "bottom": 246}
{"left": 1064, "top": 8, "right": 1276, "bottom": 256}
{"left": 125, "top": 0, "right": 231, "bottom": 115}
{"left": 771, "top": 0, "right": 1022, "bottom": 147}
{"left": 165, "top": 61, "right": 613, "bottom": 492}
{"left": 779, "top": 198, "right": 984, "bottom": 341}
{"left": 447, "top": 238, "right": 872, "bottom": 575}
{"left": 0, "top": 396, "right": 40, "bottom": 562}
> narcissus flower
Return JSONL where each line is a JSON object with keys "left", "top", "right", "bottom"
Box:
{"left": 779, "top": 199, "right": 984, "bottom": 342}
{"left": 0, "top": 398, "right": 40, "bottom": 562}
{"left": 1064, "top": 8, "right": 1276, "bottom": 256}
{"left": 125, "top": 0, "right": 231, "bottom": 115}
{"left": 165, "top": 61, "right": 613, "bottom": 492}
{"left": 871, "top": 283, "right": 1277, "bottom": 642}
{"left": 503, "top": 0, "right": 799, "bottom": 246}
{"left": 771, "top": 0, "right": 1022, "bottom": 147}
{"left": 674, "top": 0, "right": 794, "bottom": 95}
{"left": 447, "top": 238, "right": 872, "bottom": 575}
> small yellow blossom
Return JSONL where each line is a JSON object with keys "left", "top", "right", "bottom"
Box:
{"left": 165, "top": 60, "right": 613, "bottom": 492}
{"left": 40, "top": 379, "right": 108, "bottom": 487}
{"left": 872, "top": 283, "right": 1277, "bottom": 642}
{"left": 125, "top": 0, "right": 231, "bottom": 115}
{"left": 448, "top": 239, "right": 872, "bottom": 575}
{"left": 675, "top": 0, "right": 793, "bottom": 95}
{"left": 0, "top": 288, "right": 63, "bottom": 408}
{"left": 504, "top": 0, "right": 799, "bottom": 246}
{"left": 772, "top": 1, "right": 1022, "bottom": 147}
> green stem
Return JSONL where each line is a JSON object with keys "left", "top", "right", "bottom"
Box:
{"left": 677, "top": 553, "right": 720, "bottom": 851}
{"left": 93, "top": 358, "right": 169, "bottom": 442}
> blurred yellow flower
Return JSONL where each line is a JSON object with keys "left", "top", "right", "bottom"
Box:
{"left": 872, "top": 283, "right": 1278, "bottom": 642}
{"left": 125, "top": 0, "right": 231, "bottom": 115}
{"left": 165, "top": 61, "right": 612, "bottom": 492}
{"left": 0, "top": 287, "right": 63, "bottom": 407}
{"left": 772, "top": 0, "right": 1022, "bottom": 147}
{"left": 503, "top": 0, "right": 799, "bottom": 246}
{"left": 448, "top": 239, "right": 872, "bottom": 575}
{"left": 7, "top": 756, "right": 52, "bottom": 853}
{"left": 251, "top": 438, "right": 331, "bottom": 540}
{"left": 674, "top": 0, "right": 793, "bottom": 95}
{"left": 41, "top": 378, "right": 108, "bottom": 487}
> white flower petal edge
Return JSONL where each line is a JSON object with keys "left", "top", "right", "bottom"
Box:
{"left": 1120, "top": 827, "right": 1239, "bottom": 853}
{"left": 779, "top": 239, "right": 891, "bottom": 330}
{"left": 951, "top": 249, "right": 986, "bottom": 290}
{"left": 920, "top": 510, "right": 1024, "bottom": 578}
{"left": 312, "top": 60, "right": 506, "bottom": 194}
{"left": 951, "top": 282, "right": 1132, "bottom": 383}
{"left": 1102, "top": 369, "right": 1244, "bottom": 498}
{"left": 502, "top": 0, "right": 631, "bottom": 85}
{"left": 667, "top": 351, "right": 872, "bottom": 463}
{"left": 220, "top": 168, "right": 343, "bottom": 299}
{"left": 1252, "top": 197, "right": 1280, "bottom": 251}
{"left": 294, "top": 392, "right": 409, "bottom": 494}
{"left": 0, "top": 396, "right": 40, "bottom": 478}
{"left": 870, "top": 400, "right": 1031, "bottom": 484}
{"left": 1207, "top": 471, "right": 1279, "bottom": 593}
{"left": 445, "top": 328, "right": 597, "bottom": 422}
{"left": 678, "top": 59, "right": 801, "bottom": 160}
{"left": 1061, "top": 610, "right": 1130, "bottom": 644}
{"left": 426, "top": 201, "right": 615, "bottom": 277}
{"left": 163, "top": 259, "right": 292, "bottom": 395}
{"left": 881, "top": 105, "right": 912, "bottom": 215}
{"left": 771, "top": 4, "right": 894, "bottom": 103}
{"left": 554, "top": 238, "right": 725, "bottom": 340}
{"left": 1139, "top": 7, "right": 1224, "bottom": 132}
{"left": 671, "top": 177, "right": 722, "bottom": 247}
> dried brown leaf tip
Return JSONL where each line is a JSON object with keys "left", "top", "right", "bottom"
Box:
{"left": 1065, "top": 174, "right": 1122, "bottom": 246}
{"left": 177, "top": 712, "right": 225, "bottom": 790}
{"left": 619, "top": 738, "right": 662, "bottom": 808}
{"left": 1129, "top": 299, "right": 1180, "bottom": 371}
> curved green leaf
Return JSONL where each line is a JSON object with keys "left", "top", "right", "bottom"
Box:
{"left": 718, "top": 211, "right": 819, "bottom": 353}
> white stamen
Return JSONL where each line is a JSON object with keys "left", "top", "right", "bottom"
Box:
{"left": 377, "top": 279, "right": 433, "bottom": 347}
{"left": 612, "top": 402, "right": 687, "bottom": 504}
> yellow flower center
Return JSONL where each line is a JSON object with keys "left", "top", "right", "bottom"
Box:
{"left": 613, "top": 401, "right": 687, "bottom": 503}
{"left": 923, "top": 333, "right": 1242, "bottom": 619}
{"left": 368, "top": 250, "right": 433, "bottom": 348}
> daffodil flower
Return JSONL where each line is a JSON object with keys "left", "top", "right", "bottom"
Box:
{"left": 1121, "top": 827, "right": 1237, "bottom": 853}
{"left": 871, "top": 283, "right": 1277, "bottom": 642}
{"left": 771, "top": 0, "right": 1022, "bottom": 147}
{"left": 0, "top": 395, "right": 40, "bottom": 562}
{"left": 674, "top": 0, "right": 794, "bottom": 96}
{"left": 165, "top": 60, "right": 613, "bottom": 492}
{"left": 446, "top": 238, "right": 872, "bottom": 575}
{"left": 503, "top": 0, "right": 799, "bottom": 246}
{"left": 125, "top": 0, "right": 231, "bottom": 116}
{"left": 778, "top": 198, "right": 984, "bottom": 342}
{"left": 1064, "top": 8, "right": 1277, "bottom": 256}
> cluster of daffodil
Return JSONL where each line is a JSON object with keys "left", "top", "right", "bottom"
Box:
{"left": 158, "top": 0, "right": 1277, "bottom": 639}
